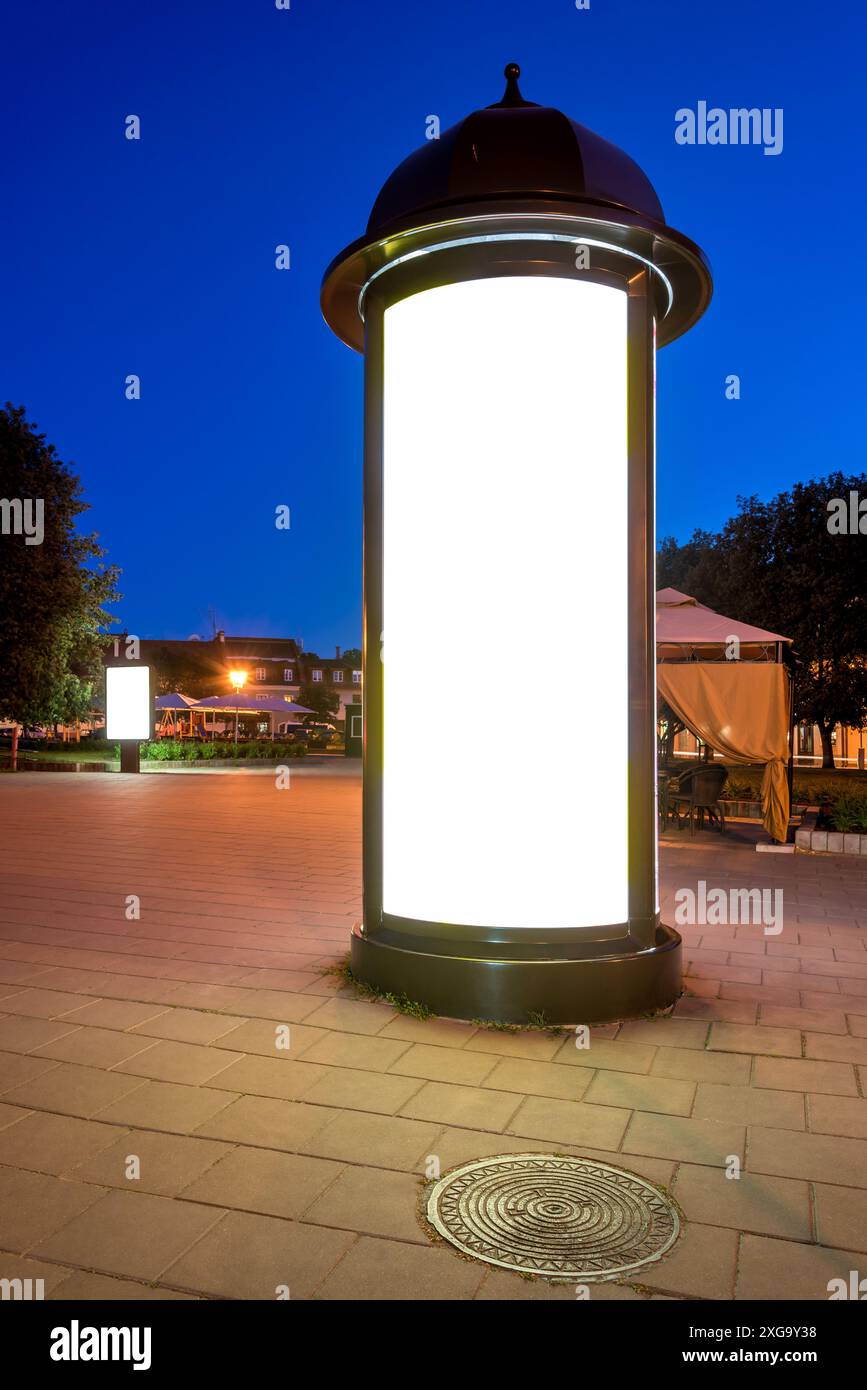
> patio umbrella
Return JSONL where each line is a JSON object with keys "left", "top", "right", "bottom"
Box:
{"left": 191, "top": 696, "right": 314, "bottom": 715}
{"left": 190, "top": 695, "right": 315, "bottom": 738}
{"left": 154, "top": 691, "right": 199, "bottom": 737}
{"left": 154, "top": 692, "right": 198, "bottom": 709}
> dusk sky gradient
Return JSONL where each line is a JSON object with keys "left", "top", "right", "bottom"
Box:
{"left": 2, "top": 0, "right": 864, "bottom": 649}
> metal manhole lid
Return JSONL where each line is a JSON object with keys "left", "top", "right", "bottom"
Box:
{"left": 426, "top": 1153, "right": 681, "bottom": 1281}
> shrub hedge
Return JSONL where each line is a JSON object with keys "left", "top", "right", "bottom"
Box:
{"left": 143, "top": 740, "right": 308, "bottom": 761}
{"left": 829, "top": 792, "right": 867, "bottom": 834}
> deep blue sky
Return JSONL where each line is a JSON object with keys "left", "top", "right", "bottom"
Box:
{"left": 2, "top": 1, "right": 863, "bottom": 647}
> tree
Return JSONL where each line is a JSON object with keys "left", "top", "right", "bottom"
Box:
{"left": 658, "top": 473, "right": 867, "bottom": 767}
{"left": 341, "top": 648, "right": 362, "bottom": 665}
{"left": 0, "top": 405, "right": 120, "bottom": 765}
{"left": 149, "top": 644, "right": 219, "bottom": 699}
{"left": 297, "top": 681, "right": 341, "bottom": 723}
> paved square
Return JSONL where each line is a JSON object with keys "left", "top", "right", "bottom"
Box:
{"left": 0, "top": 770, "right": 865, "bottom": 1300}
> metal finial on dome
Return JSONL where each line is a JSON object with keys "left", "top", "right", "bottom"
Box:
{"left": 493, "top": 61, "right": 529, "bottom": 108}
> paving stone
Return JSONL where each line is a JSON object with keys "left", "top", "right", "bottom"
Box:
{"left": 583, "top": 1070, "right": 695, "bottom": 1117}
{"left": 34, "top": 1189, "right": 223, "bottom": 1281}
{"left": 804, "top": 1033, "right": 867, "bottom": 1064}
{"left": 302, "top": 997, "right": 397, "bottom": 1034}
{"left": 808, "top": 1094, "right": 867, "bottom": 1140}
{"left": 615, "top": 1018, "right": 708, "bottom": 1050}
{"left": 206, "top": 1018, "right": 326, "bottom": 1059}
{"left": 301, "top": 1067, "right": 424, "bottom": 1115}
{"left": 206, "top": 1054, "right": 326, "bottom": 1102}
{"left": 552, "top": 1037, "right": 657, "bottom": 1074}
{"left": 693, "top": 1083, "right": 805, "bottom": 1130}
{"left": 377, "top": 1016, "right": 478, "bottom": 1048}
{"left": 32, "top": 1026, "right": 158, "bottom": 1069}
{"left": 0, "top": 1111, "right": 123, "bottom": 1175}
{"left": 163, "top": 1210, "right": 354, "bottom": 1299}
{"left": 0, "top": 988, "right": 94, "bottom": 1019}
{"left": 480, "top": 1057, "right": 593, "bottom": 1102}
{"left": 622, "top": 1113, "right": 745, "bottom": 1165}
{"left": 0, "top": 1250, "right": 79, "bottom": 1295}
{"left": 507, "top": 1096, "right": 630, "bottom": 1150}
{"left": 674, "top": 996, "right": 758, "bottom": 1024}
{"left": 220, "top": 989, "right": 325, "bottom": 1023}
{"left": 761, "top": 1004, "right": 848, "bottom": 1034}
{"left": 57, "top": 998, "right": 169, "bottom": 1030}
{"left": 0, "top": 1166, "right": 107, "bottom": 1250}
{"left": 129, "top": 1009, "right": 250, "bottom": 1044}
{"left": 193, "top": 1096, "right": 336, "bottom": 1150}
{"left": 753, "top": 1056, "right": 857, "bottom": 1096}
{"left": 314, "top": 1234, "right": 484, "bottom": 1300}
{"left": 0, "top": 1103, "right": 30, "bottom": 1130}
{"left": 180, "top": 1146, "right": 343, "bottom": 1218}
{"left": 112, "top": 1038, "right": 244, "bottom": 1085}
{"left": 462, "top": 1029, "right": 565, "bottom": 1061}
{"left": 94, "top": 1080, "right": 237, "bottom": 1135}
{"left": 749, "top": 1125, "right": 867, "bottom": 1186}
{"left": 157, "top": 983, "right": 251, "bottom": 1011}
{"left": 399, "top": 1081, "right": 521, "bottom": 1131}
{"left": 68, "top": 1130, "right": 232, "bottom": 1196}
{"left": 476, "top": 1269, "right": 590, "bottom": 1299}
{"left": 0, "top": 960, "right": 56, "bottom": 984}
{"left": 388, "top": 1043, "right": 498, "bottom": 1087}
{"left": 825, "top": 993, "right": 867, "bottom": 1016}
{"left": 420, "top": 1127, "right": 586, "bottom": 1172}
{"left": 736, "top": 1232, "right": 866, "bottom": 1300}
{"left": 0, "top": 1015, "right": 79, "bottom": 1054}
{"left": 672, "top": 1164, "right": 811, "bottom": 1239}
{"left": 304, "top": 1165, "right": 427, "bottom": 1243}
{"left": 4, "top": 1062, "right": 147, "bottom": 1119}
{"left": 0, "top": 1050, "right": 60, "bottom": 1094}
{"left": 640, "top": 1221, "right": 738, "bottom": 1300}
{"left": 46, "top": 1270, "right": 199, "bottom": 1299}
{"left": 708, "top": 1022, "right": 802, "bottom": 1057}
{"left": 813, "top": 1182, "right": 867, "bottom": 1253}
{"left": 650, "top": 1048, "right": 751, "bottom": 1085}
{"left": 300, "top": 1031, "right": 411, "bottom": 1073}
{"left": 303, "top": 1109, "right": 442, "bottom": 1170}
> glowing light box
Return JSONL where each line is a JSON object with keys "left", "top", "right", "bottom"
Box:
{"left": 105, "top": 665, "right": 151, "bottom": 741}
{"left": 381, "top": 276, "right": 629, "bottom": 930}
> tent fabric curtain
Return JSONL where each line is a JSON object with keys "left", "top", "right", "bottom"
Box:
{"left": 657, "top": 662, "right": 791, "bottom": 843}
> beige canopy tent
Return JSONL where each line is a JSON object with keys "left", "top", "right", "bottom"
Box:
{"left": 656, "top": 588, "right": 793, "bottom": 842}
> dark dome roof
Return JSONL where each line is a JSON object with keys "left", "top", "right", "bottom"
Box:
{"left": 367, "top": 63, "right": 664, "bottom": 235}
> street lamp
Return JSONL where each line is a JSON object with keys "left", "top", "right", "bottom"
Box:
{"left": 322, "top": 64, "right": 712, "bottom": 1023}
{"left": 229, "top": 669, "right": 247, "bottom": 754}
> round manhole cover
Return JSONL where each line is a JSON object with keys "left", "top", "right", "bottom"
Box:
{"left": 426, "top": 1153, "right": 681, "bottom": 1281}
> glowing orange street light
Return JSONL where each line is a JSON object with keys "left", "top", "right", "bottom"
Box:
{"left": 228, "top": 670, "right": 248, "bottom": 751}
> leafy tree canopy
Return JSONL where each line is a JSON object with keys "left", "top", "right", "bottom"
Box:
{"left": 0, "top": 404, "right": 120, "bottom": 728}
{"left": 658, "top": 473, "right": 867, "bottom": 765}
{"left": 297, "top": 681, "right": 341, "bottom": 722}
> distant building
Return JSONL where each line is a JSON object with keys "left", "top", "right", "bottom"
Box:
{"left": 105, "top": 632, "right": 362, "bottom": 726}
{"left": 670, "top": 722, "right": 866, "bottom": 769}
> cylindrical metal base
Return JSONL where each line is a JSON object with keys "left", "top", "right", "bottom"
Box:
{"left": 351, "top": 922, "right": 682, "bottom": 1025}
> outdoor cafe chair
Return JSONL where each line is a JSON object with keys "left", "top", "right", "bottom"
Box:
{"left": 669, "top": 764, "right": 727, "bottom": 837}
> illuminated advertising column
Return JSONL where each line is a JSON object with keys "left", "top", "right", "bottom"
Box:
{"left": 106, "top": 664, "right": 152, "bottom": 773}
{"left": 322, "top": 65, "right": 712, "bottom": 1022}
